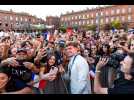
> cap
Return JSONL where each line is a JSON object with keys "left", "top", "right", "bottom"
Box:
{"left": 58, "top": 40, "right": 65, "bottom": 47}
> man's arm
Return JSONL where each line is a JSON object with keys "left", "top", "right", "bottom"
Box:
{"left": 3, "top": 87, "right": 32, "bottom": 94}
{"left": 94, "top": 70, "right": 108, "bottom": 94}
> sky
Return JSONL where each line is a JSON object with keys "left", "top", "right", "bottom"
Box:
{"left": 0, "top": 5, "right": 103, "bottom": 20}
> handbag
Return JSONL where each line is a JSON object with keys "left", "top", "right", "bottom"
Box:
{"left": 62, "top": 55, "right": 78, "bottom": 93}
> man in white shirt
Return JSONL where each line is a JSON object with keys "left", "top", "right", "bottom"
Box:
{"left": 66, "top": 42, "right": 91, "bottom": 94}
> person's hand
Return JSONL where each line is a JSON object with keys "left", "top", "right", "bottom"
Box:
{"left": 36, "top": 48, "right": 47, "bottom": 60}
{"left": 23, "top": 62, "right": 35, "bottom": 70}
{"left": 40, "top": 73, "right": 56, "bottom": 81}
{"left": 2, "top": 57, "right": 19, "bottom": 67}
{"left": 96, "top": 57, "right": 109, "bottom": 70}
{"left": 58, "top": 65, "right": 65, "bottom": 74}
{"left": 49, "top": 67, "right": 58, "bottom": 75}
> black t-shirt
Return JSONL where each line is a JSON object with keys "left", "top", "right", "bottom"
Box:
{"left": 0, "top": 61, "right": 32, "bottom": 91}
{"left": 108, "top": 77, "right": 134, "bottom": 94}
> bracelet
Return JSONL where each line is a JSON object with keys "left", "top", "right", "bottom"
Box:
{"left": 96, "top": 70, "right": 101, "bottom": 73}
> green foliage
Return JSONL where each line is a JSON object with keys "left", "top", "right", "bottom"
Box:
{"left": 59, "top": 26, "right": 66, "bottom": 33}
{"left": 111, "top": 20, "right": 121, "bottom": 29}
{"left": 86, "top": 24, "right": 97, "bottom": 31}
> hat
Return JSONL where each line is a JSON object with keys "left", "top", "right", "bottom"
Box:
{"left": 58, "top": 40, "right": 65, "bottom": 47}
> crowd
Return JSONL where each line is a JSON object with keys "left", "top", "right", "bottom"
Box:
{"left": 0, "top": 29, "right": 134, "bottom": 94}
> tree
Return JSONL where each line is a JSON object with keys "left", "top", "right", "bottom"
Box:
{"left": 72, "top": 24, "right": 78, "bottom": 31}
{"left": 59, "top": 26, "right": 66, "bottom": 33}
{"left": 86, "top": 24, "right": 97, "bottom": 31}
{"left": 111, "top": 20, "right": 121, "bottom": 29}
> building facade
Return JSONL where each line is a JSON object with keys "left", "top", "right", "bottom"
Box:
{"left": 46, "top": 16, "right": 60, "bottom": 30}
{"left": 0, "top": 9, "right": 45, "bottom": 31}
{"left": 60, "top": 5, "right": 134, "bottom": 30}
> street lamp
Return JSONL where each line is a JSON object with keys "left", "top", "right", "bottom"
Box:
{"left": 97, "top": 5, "right": 101, "bottom": 34}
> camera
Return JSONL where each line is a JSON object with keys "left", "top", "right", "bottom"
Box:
{"left": 106, "top": 53, "right": 126, "bottom": 69}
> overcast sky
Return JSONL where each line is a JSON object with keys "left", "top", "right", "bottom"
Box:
{"left": 0, "top": 5, "right": 104, "bottom": 20}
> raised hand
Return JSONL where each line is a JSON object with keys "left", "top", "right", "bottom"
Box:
{"left": 23, "top": 62, "right": 35, "bottom": 70}
{"left": 2, "top": 57, "right": 19, "bottom": 67}
{"left": 96, "top": 57, "right": 109, "bottom": 70}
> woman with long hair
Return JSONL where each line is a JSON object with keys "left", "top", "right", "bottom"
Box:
{"left": 39, "top": 52, "right": 66, "bottom": 94}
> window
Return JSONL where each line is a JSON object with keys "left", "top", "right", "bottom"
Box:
{"left": 116, "top": 16, "right": 119, "bottom": 21}
{"left": 122, "top": 16, "right": 125, "bottom": 21}
{"left": 100, "top": 19, "right": 103, "bottom": 24}
{"left": 75, "top": 21, "right": 77, "bottom": 24}
{"left": 25, "top": 18, "right": 27, "bottom": 22}
{"left": 79, "top": 21, "right": 81, "bottom": 25}
{"left": 91, "top": 13, "right": 93, "bottom": 17}
{"left": 91, "top": 20, "right": 94, "bottom": 24}
{"left": 116, "top": 9, "right": 120, "bottom": 14}
{"left": 128, "top": 15, "right": 131, "bottom": 21}
{"left": 20, "top": 17, "right": 23, "bottom": 21}
{"left": 111, "top": 17, "right": 114, "bottom": 22}
{"left": 96, "top": 19, "right": 98, "bottom": 24}
{"left": 75, "top": 16, "right": 77, "bottom": 20}
{"left": 96, "top": 13, "right": 98, "bottom": 17}
{"left": 101, "top": 12, "right": 103, "bottom": 16}
{"left": 79, "top": 15, "right": 81, "bottom": 19}
{"left": 83, "top": 15, "right": 85, "bottom": 19}
{"left": 83, "top": 20, "right": 85, "bottom": 25}
{"left": 122, "top": 8, "right": 126, "bottom": 14}
{"left": 65, "top": 17, "right": 67, "bottom": 21}
{"left": 33, "top": 19, "right": 35, "bottom": 22}
{"left": 111, "top": 10, "right": 114, "bottom": 15}
{"left": 4, "top": 16, "right": 7, "bottom": 20}
{"left": 128, "top": 7, "right": 132, "bottom": 13}
{"left": 10, "top": 16, "right": 13, "bottom": 20}
{"left": 87, "top": 20, "right": 90, "bottom": 24}
{"left": 87, "top": 14, "right": 89, "bottom": 18}
{"left": 16, "top": 17, "right": 18, "bottom": 21}
{"left": 106, "top": 11, "right": 108, "bottom": 16}
{"left": 71, "top": 22, "right": 73, "bottom": 25}
{"left": 106, "top": 18, "right": 109, "bottom": 23}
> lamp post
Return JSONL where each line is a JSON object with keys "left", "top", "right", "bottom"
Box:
{"left": 97, "top": 5, "right": 101, "bottom": 35}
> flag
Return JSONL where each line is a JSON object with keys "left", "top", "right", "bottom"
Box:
{"left": 67, "top": 28, "right": 73, "bottom": 36}
{"left": 47, "top": 33, "right": 50, "bottom": 41}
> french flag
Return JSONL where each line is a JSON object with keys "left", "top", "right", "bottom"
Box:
{"left": 43, "top": 31, "right": 50, "bottom": 41}
{"left": 46, "top": 33, "right": 50, "bottom": 41}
